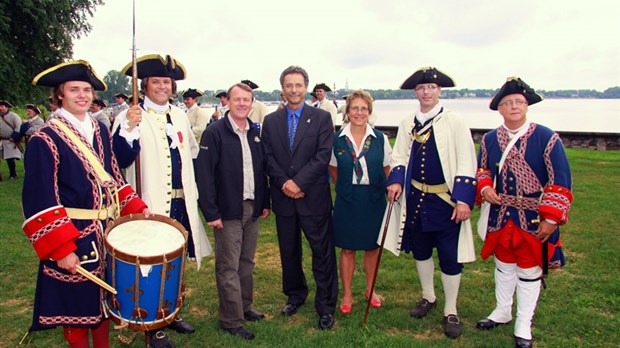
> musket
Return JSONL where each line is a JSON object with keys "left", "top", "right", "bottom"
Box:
{"left": 131, "top": 0, "right": 142, "bottom": 197}
{"left": 362, "top": 200, "right": 394, "bottom": 329}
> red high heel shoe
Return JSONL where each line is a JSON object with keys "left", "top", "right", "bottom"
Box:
{"left": 365, "top": 293, "right": 382, "bottom": 308}
{"left": 339, "top": 304, "right": 352, "bottom": 314}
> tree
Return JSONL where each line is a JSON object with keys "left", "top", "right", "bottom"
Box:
{"left": 99, "top": 70, "right": 130, "bottom": 102}
{"left": 0, "top": 0, "right": 103, "bottom": 105}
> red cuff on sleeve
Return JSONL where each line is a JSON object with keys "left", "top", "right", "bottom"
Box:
{"left": 117, "top": 184, "right": 148, "bottom": 216}
{"left": 23, "top": 207, "right": 81, "bottom": 260}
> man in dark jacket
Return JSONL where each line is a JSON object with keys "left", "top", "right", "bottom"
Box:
{"left": 195, "top": 82, "right": 270, "bottom": 340}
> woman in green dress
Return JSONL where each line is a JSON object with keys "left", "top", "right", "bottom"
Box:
{"left": 329, "top": 90, "right": 392, "bottom": 314}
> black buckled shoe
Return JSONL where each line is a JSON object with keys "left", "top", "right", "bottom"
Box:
{"left": 476, "top": 318, "right": 510, "bottom": 330}
{"left": 281, "top": 303, "right": 299, "bottom": 316}
{"left": 515, "top": 336, "right": 532, "bottom": 348}
{"left": 223, "top": 326, "right": 255, "bottom": 340}
{"left": 244, "top": 309, "right": 265, "bottom": 321}
{"left": 168, "top": 317, "right": 195, "bottom": 334}
{"left": 443, "top": 315, "right": 462, "bottom": 339}
{"left": 410, "top": 298, "right": 437, "bottom": 318}
{"left": 318, "top": 314, "right": 334, "bottom": 330}
{"left": 148, "top": 330, "right": 175, "bottom": 348}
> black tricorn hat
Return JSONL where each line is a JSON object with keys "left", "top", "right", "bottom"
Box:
{"left": 400, "top": 67, "right": 455, "bottom": 90}
{"left": 92, "top": 99, "right": 107, "bottom": 108}
{"left": 215, "top": 91, "right": 227, "bottom": 98}
{"left": 0, "top": 100, "right": 13, "bottom": 108}
{"left": 128, "top": 95, "right": 144, "bottom": 104}
{"left": 489, "top": 77, "right": 543, "bottom": 110}
{"left": 182, "top": 88, "right": 204, "bottom": 98}
{"left": 32, "top": 60, "right": 107, "bottom": 91}
{"left": 313, "top": 83, "right": 332, "bottom": 92}
{"left": 115, "top": 93, "right": 129, "bottom": 100}
{"left": 310, "top": 92, "right": 317, "bottom": 98}
{"left": 241, "top": 80, "right": 259, "bottom": 89}
{"left": 122, "top": 54, "right": 187, "bottom": 80}
{"left": 26, "top": 104, "right": 41, "bottom": 114}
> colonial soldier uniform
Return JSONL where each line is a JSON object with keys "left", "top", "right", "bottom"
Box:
{"left": 0, "top": 100, "right": 23, "bottom": 179}
{"left": 383, "top": 67, "right": 477, "bottom": 338}
{"left": 475, "top": 77, "right": 573, "bottom": 348}
{"left": 111, "top": 92, "right": 130, "bottom": 121}
{"left": 241, "top": 80, "right": 269, "bottom": 126}
{"left": 89, "top": 98, "right": 111, "bottom": 129}
{"left": 112, "top": 54, "right": 212, "bottom": 347}
{"left": 213, "top": 91, "right": 229, "bottom": 122}
{"left": 182, "top": 88, "right": 210, "bottom": 144}
{"left": 23, "top": 60, "right": 148, "bottom": 346}
{"left": 313, "top": 83, "right": 338, "bottom": 128}
{"left": 20, "top": 104, "right": 45, "bottom": 143}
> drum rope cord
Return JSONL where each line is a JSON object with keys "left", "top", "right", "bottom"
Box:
{"left": 158, "top": 255, "right": 167, "bottom": 319}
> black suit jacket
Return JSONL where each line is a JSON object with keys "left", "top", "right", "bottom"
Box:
{"left": 195, "top": 116, "right": 269, "bottom": 221}
{"left": 262, "top": 104, "right": 333, "bottom": 216}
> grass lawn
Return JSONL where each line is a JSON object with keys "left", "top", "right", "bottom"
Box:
{"left": 1, "top": 147, "right": 618, "bottom": 347}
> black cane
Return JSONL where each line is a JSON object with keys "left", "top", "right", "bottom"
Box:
{"left": 362, "top": 200, "right": 395, "bottom": 329}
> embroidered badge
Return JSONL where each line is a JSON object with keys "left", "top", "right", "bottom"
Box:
{"left": 254, "top": 136, "right": 260, "bottom": 143}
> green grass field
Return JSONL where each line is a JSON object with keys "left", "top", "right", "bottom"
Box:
{"left": 1, "top": 148, "right": 618, "bottom": 347}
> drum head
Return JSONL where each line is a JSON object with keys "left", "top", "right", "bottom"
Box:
{"left": 108, "top": 220, "right": 185, "bottom": 256}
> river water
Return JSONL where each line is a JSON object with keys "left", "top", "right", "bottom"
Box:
{"left": 360, "top": 98, "right": 620, "bottom": 133}
{"left": 204, "top": 98, "right": 620, "bottom": 133}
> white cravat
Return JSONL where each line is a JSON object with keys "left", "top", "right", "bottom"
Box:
{"left": 60, "top": 108, "right": 94, "bottom": 146}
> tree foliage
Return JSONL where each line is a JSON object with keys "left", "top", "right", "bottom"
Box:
{"left": 98, "top": 70, "right": 130, "bottom": 102}
{"left": 0, "top": 0, "right": 103, "bottom": 105}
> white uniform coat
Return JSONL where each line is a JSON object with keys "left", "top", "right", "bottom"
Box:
{"left": 113, "top": 106, "right": 212, "bottom": 269}
{"left": 379, "top": 109, "right": 477, "bottom": 263}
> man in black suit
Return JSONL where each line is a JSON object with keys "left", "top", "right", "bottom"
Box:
{"left": 261, "top": 66, "right": 338, "bottom": 330}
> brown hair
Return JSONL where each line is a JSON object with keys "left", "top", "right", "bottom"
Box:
{"left": 345, "top": 90, "right": 374, "bottom": 115}
{"left": 227, "top": 83, "right": 254, "bottom": 98}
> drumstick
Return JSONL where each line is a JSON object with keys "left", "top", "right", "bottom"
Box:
{"left": 76, "top": 265, "right": 117, "bottom": 295}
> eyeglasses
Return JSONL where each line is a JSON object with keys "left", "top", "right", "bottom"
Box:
{"left": 349, "top": 106, "right": 369, "bottom": 113}
{"left": 414, "top": 84, "right": 438, "bottom": 92}
{"left": 499, "top": 99, "right": 528, "bottom": 107}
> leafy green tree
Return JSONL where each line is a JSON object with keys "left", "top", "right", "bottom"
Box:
{"left": 0, "top": 0, "right": 103, "bottom": 105}
{"left": 99, "top": 70, "right": 130, "bottom": 103}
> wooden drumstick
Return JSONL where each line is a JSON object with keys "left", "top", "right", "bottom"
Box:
{"left": 76, "top": 265, "right": 117, "bottom": 295}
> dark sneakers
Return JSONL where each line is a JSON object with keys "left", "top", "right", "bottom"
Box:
{"left": 443, "top": 314, "right": 462, "bottom": 339}
{"left": 410, "top": 298, "right": 437, "bottom": 318}
{"left": 223, "top": 327, "right": 255, "bottom": 340}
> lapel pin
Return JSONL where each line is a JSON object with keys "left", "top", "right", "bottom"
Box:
{"left": 307, "top": 119, "right": 311, "bottom": 123}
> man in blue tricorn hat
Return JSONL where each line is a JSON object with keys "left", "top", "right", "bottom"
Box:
{"left": 384, "top": 67, "right": 477, "bottom": 339}
{"left": 112, "top": 54, "right": 212, "bottom": 348}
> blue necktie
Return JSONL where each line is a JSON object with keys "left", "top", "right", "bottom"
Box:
{"left": 288, "top": 113, "right": 298, "bottom": 150}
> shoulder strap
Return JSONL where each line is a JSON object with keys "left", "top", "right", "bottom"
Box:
{"left": 50, "top": 118, "right": 112, "bottom": 183}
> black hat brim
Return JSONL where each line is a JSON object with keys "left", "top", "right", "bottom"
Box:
{"left": 122, "top": 54, "right": 186, "bottom": 80}
{"left": 215, "top": 92, "right": 227, "bottom": 98}
{"left": 32, "top": 60, "right": 107, "bottom": 91}
{"left": 489, "top": 77, "right": 543, "bottom": 110}
{"left": 400, "top": 67, "right": 455, "bottom": 90}
{"left": 241, "top": 80, "right": 259, "bottom": 89}
{"left": 313, "top": 83, "right": 332, "bottom": 92}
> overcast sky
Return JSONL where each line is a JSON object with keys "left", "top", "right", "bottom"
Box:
{"left": 72, "top": 0, "right": 620, "bottom": 93}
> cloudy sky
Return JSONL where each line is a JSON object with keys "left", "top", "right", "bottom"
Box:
{"left": 73, "top": 0, "right": 620, "bottom": 93}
